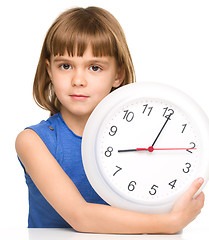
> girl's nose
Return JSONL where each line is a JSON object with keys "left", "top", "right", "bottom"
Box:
{"left": 71, "top": 69, "right": 87, "bottom": 87}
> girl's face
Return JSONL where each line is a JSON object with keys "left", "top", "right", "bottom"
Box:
{"left": 46, "top": 46, "right": 124, "bottom": 120}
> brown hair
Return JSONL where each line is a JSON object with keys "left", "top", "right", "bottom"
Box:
{"left": 33, "top": 7, "right": 136, "bottom": 116}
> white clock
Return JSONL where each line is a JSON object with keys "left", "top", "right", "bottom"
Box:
{"left": 82, "top": 82, "right": 209, "bottom": 213}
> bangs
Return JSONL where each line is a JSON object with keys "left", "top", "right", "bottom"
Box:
{"left": 46, "top": 10, "right": 118, "bottom": 59}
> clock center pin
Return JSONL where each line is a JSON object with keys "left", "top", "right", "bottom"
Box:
{"left": 148, "top": 146, "right": 154, "bottom": 152}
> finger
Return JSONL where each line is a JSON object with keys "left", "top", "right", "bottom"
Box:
{"left": 186, "top": 177, "right": 204, "bottom": 198}
{"left": 195, "top": 191, "right": 205, "bottom": 209}
{"left": 195, "top": 191, "right": 204, "bottom": 199}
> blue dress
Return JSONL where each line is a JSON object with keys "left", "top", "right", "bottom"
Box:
{"left": 18, "top": 112, "right": 107, "bottom": 228}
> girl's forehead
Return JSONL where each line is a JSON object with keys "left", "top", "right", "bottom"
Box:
{"left": 55, "top": 45, "right": 93, "bottom": 57}
{"left": 52, "top": 47, "right": 115, "bottom": 65}
{"left": 53, "top": 45, "right": 114, "bottom": 60}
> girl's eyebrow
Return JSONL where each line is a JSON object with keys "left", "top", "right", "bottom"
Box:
{"left": 53, "top": 56, "right": 110, "bottom": 66}
{"left": 53, "top": 57, "right": 70, "bottom": 62}
{"left": 88, "top": 59, "right": 110, "bottom": 66}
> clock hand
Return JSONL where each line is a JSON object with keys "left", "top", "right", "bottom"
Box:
{"left": 118, "top": 147, "right": 196, "bottom": 153}
{"left": 151, "top": 114, "right": 172, "bottom": 147}
{"left": 118, "top": 148, "right": 140, "bottom": 152}
{"left": 144, "top": 146, "right": 197, "bottom": 152}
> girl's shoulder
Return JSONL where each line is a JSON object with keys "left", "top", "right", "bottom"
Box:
{"left": 16, "top": 113, "right": 61, "bottom": 158}
{"left": 26, "top": 113, "right": 59, "bottom": 145}
{"left": 27, "top": 113, "right": 59, "bottom": 132}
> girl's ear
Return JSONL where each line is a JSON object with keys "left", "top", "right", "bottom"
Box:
{"left": 112, "top": 67, "right": 125, "bottom": 88}
{"left": 45, "top": 59, "right": 52, "bottom": 80}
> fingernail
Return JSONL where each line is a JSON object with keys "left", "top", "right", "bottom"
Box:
{"left": 198, "top": 177, "right": 204, "bottom": 184}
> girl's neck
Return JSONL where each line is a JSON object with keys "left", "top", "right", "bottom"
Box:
{"left": 60, "top": 108, "right": 89, "bottom": 137}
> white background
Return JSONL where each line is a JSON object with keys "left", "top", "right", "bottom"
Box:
{"left": 0, "top": 0, "right": 209, "bottom": 237}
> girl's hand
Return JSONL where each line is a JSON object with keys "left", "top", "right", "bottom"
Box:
{"left": 170, "top": 177, "right": 205, "bottom": 233}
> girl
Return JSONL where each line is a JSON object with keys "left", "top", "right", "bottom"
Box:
{"left": 16, "top": 6, "right": 204, "bottom": 233}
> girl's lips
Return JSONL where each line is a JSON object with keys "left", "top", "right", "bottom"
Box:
{"left": 70, "top": 95, "right": 89, "bottom": 100}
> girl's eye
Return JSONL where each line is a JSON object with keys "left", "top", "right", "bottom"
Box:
{"left": 89, "top": 65, "right": 102, "bottom": 72}
{"left": 60, "top": 64, "right": 72, "bottom": 70}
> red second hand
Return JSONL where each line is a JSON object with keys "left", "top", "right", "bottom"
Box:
{"left": 136, "top": 146, "right": 197, "bottom": 152}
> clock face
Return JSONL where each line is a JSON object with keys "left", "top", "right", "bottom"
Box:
{"left": 82, "top": 82, "right": 209, "bottom": 213}
{"left": 96, "top": 98, "right": 200, "bottom": 205}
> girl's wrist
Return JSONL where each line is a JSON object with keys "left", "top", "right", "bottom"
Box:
{"left": 166, "top": 212, "right": 182, "bottom": 234}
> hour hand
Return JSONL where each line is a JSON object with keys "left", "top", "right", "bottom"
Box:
{"left": 118, "top": 148, "right": 147, "bottom": 153}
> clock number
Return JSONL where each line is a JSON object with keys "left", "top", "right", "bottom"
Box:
{"left": 163, "top": 107, "right": 174, "bottom": 119}
{"left": 128, "top": 181, "right": 136, "bottom": 191}
{"left": 181, "top": 124, "right": 187, "bottom": 133}
{"left": 186, "top": 142, "right": 196, "bottom": 153}
{"left": 169, "top": 179, "right": 177, "bottom": 189}
{"left": 105, "top": 146, "right": 113, "bottom": 157}
{"left": 149, "top": 185, "right": 159, "bottom": 195}
{"left": 142, "top": 104, "right": 153, "bottom": 116}
{"left": 123, "top": 110, "right": 134, "bottom": 122}
{"left": 113, "top": 166, "right": 122, "bottom": 176}
{"left": 109, "top": 126, "right": 117, "bottom": 136}
{"left": 183, "top": 163, "right": 192, "bottom": 173}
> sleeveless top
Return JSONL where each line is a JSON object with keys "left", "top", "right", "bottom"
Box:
{"left": 18, "top": 112, "right": 107, "bottom": 228}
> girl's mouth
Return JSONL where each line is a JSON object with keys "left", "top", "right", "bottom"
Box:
{"left": 70, "top": 95, "right": 89, "bottom": 100}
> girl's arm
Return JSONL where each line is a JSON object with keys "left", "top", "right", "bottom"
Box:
{"left": 15, "top": 129, "right": 204, "bottom": 234}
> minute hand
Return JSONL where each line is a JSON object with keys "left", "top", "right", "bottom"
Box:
{"left": 151, "top": 114, "right": 172, "bottom": 147}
